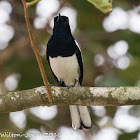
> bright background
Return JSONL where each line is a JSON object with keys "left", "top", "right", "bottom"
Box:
{"left": 0, "top": 0, "right": 140, "bottom": 140}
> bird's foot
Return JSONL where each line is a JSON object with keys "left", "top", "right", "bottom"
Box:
{"left": 66, "top": 79, "right": 79, "bottom": 89}
{"left": 65, "top": 85, "right": 75, "bottom": 89}
{"left": 73, "top": 79, "right": 78, "bottom": 87}
{"left": 49, "top": 84, "right": 61, "bottom": 87}
{"left": 49, "top": 81, "right": 66, "bottom": 87}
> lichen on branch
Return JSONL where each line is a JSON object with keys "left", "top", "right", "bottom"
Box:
{"left": 0, "top": 86, "right": 140, "bottom": 113}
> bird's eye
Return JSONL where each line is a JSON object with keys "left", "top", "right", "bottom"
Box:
{"left": 54, "top": 17, "right": 57, "bottom": 22}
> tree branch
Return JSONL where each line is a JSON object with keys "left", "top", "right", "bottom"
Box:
{"left": 21, "top": 0, "right": 53, "bottom": 103}
{"left": 0, "top": 86, "right": 140, "bottom": 112}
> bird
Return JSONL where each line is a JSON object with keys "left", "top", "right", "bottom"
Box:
{"left": 46, "top": 13, "right": 92, "bottom": 130}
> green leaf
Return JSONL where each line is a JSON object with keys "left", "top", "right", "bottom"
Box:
{"left": 87, "top": 0, "right": 112, "bottom": 14}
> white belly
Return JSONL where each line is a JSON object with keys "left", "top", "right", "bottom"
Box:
{"left": 49, "top": 54, "right": 79, "bottom": 86}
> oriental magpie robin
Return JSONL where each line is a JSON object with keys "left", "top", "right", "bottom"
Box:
{"left": 46, "top": 14, "right": 92, "bottom": 130}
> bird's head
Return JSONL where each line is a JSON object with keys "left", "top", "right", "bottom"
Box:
{"left": 54, "top": 13, "right": 69, "bottom": 25}
{"left": 53, "top": 14, "right": 72, "bottom": 36}
{"left": 53, "top": 14, "right": 71, "bottom": 33}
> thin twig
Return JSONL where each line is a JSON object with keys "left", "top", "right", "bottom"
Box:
{"left": 26, "top": 0, "right": 41, "bottom": 7}
{"left": 21, "top": 0, "right": 53, "bottom": 103}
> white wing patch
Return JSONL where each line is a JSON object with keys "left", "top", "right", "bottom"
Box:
{"left": 74, "top": 40, "right": 81, "bottom": 51}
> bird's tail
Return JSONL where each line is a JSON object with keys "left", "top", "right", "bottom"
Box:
{"left": 69, "top": 83, "right": 92, "bottom": 130}
{"left": 69, "top": 105, "right": 92, "bottom": 130}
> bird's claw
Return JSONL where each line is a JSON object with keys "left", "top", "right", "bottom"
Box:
{"left": 66, "top": 79, "right": 78, "bottom": 89}
{"left": 49, "top": 84, "right": 60, "bottom": 87}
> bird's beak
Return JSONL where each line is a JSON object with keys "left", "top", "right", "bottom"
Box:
{"left": 57, "top": 13, "right": 63, "bottom": 22}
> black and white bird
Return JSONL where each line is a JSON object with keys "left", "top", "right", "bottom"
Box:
{"left": 46, "top": 14, "right": 92, "bottom": 130}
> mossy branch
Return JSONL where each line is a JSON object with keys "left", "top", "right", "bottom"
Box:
{"left": 0, "top": 86, "right": 140, "bottom": 112}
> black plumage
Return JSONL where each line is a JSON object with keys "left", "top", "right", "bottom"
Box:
{"left": 46, "top": 14, "right": 91, "bottom": 129}
{"left": 47, "top": 15, "right": 83, "bottom": 85}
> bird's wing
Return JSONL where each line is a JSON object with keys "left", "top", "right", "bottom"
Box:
{"left": 74, "top": 40, "right": 83, "bottom": 85}
{"left": 47, "top": 38, "right": 83, "bottom": 86}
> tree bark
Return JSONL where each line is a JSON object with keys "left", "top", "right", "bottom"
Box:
{"left": 0, "top": 86, "right": 140, "bottom": 112}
